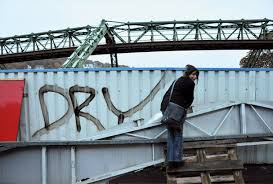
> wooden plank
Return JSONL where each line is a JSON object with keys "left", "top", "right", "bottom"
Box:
{"left": 183, "top": 139, "right": 239, "bottom": 148}
{"left": 167, "top": 174, "right": 178, "bottom": 184}
{"left": 211, "top": 175, "right": 234, "bottom": 183}
{"left": 180, "top": 175, "right": 234, "bottom": 184}
{"left": 184, "top": 154, "right": 228, "bottom": 163}
{"left": 184, "top": 146, "right": 232, "bottom": 155}
{"left": 200, "top": 172, "right": 211, "bottom": 184}
{"left": 228, "top": 148, "right": 245, "bottom": 184}
{"left": 166, "top": 146, "right": 245, "bottom": 184}
{"left": 184, "top": 143, "right": 236, "bottom": 149}
{"left": 227, "top": 148, "right": 238, "bottom": 160}
{"left": 206, "top": 154, "right": 228, "bottom": 161}
{"left": 184, "top": 155, "right": 197, "bottom": 163}
{"left": 196, "top": 149, "right": 207, "bottom": 162}
{"left": 167, "top": 160, "right": 244, "bottom": 173}
{"left": 234, "top": 170, "right": 245, "bottom": 184}
{"left": 179, "top": 176, "right": 201, "bottom": 184}
{"left": 196, "top": 149, "right": 211, "bottom": 184}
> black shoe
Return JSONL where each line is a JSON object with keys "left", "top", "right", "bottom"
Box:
{"left": 168, "top": 161, "right": 184, "bottom": 168}
{"left": 167, "top": 161, "right": 176, "bottom": 169}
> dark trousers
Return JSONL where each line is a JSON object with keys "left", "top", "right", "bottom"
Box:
{"left": 167, "top": 121, "right": 185, "bottom": 162}
{"left": 162, "top": 109, "right": 187, "bottom": 162}
{"left": 167, "top": 125, "right": 184, "bottom": 162}
{"left": 163, "top": 112, "right": 186, "bottom": 163}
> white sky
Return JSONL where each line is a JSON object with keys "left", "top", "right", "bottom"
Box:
{"left": 1, "top": 0, "right": 273, "bottom": 68}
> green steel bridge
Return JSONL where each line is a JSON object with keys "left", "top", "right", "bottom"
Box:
{"left": 0, "top": 19, "right": 273, "bottom": 67}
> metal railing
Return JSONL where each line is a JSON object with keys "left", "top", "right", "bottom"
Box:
{"left": 1, "top": 19, "right": 273, "bottom": 67}
{"left": 1, "top": 19, "right": 272, "bottom": 56}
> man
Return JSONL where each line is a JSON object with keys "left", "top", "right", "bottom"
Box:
{"left": 161, "top": 64, "right": 199, "bottom": 167}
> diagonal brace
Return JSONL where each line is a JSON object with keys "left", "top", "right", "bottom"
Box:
{"left": 62, "top": 20, "right": 108, "bottom": 68}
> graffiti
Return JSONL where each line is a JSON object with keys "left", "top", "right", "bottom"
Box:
{"left": 102, "top": 74, "right": 164, "bottom": 124}
{"left": 33, "top": 85, "right": 105, "bottom": 138}
{"left": 33, "top": 72, "right": 167, "bottom": 138}
{"left": 33, "top": 85, "right": 74, "bottom": 138}
{"left": 69, "top": 85, "right": 104, "bottom": 131}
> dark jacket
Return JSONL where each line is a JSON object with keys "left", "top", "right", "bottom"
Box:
{"left": 160, "top": 76, "right": 195, "bottom": 112}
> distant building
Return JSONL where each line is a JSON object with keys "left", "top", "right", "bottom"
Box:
{"left": 34, "top": 65, "right": 44, "bottom": 69}
{"left": 84, "top": 60, "right": 95, "bottom": 68}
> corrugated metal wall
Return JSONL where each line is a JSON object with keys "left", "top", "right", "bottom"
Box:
{"left": 1, "top": 68, "right": 273, "bottom": 141}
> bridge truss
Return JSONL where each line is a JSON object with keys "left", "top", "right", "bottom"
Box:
{"left": 0, "top": 19, "right": 273, "bottom": 67}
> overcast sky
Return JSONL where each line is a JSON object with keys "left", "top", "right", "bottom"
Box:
{"left": 1, "top": 0, "right": 273, "bottom": 68}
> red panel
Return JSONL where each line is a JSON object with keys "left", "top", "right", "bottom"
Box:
{"left": 0, "top": 80, "right": 25, "bottom": 141}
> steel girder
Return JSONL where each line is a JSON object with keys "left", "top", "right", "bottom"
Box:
{"left": 62, "top": 20, "right": 108, "bottom": 68}
{"left": 1, "top": 138, "right": 273, "bottom": 184}
{"left": 1, "top": 19, "right": 273, "bottom": 65}
{"left": 1, "top": 101, "right": 273, "bottom": 184}
{"left": 0, "top": 141, "right": 165, "bottom": 184}
{"left": 79, "top": 101, "right": 273, "bottom": 141}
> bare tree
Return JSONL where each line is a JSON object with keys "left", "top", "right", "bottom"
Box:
{"left": 0, "top": 64, "right": 7, "bottom": 70}
{"left": 240, "top": 50, "right": 273, "bottom": 68}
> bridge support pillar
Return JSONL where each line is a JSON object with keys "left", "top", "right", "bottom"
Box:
{"left": 110, "top": 52, "right": 118, "bottom": 67}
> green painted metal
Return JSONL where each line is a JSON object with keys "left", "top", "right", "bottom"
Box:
{"left": 1, "top": 19, "right": 272, "bottom": 54}
{"left": 0, "top": 25, "right": 94, "bottom": 55}
{"left": 62, "top": 20, "right": 108, "bottom": 68}
{"left": 1, "top": 19, "right": 273, "bottom": 68}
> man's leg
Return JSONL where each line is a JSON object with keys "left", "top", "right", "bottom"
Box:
{"left": 173, "top": 128, "right": 183, "bottom": 162}
{"left": 167, "top": 127, "right": 175, "bottom": 163}
{"left": 172, "top": 119, "right": 185, "bottom": 167}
